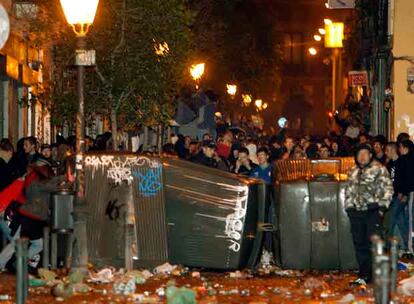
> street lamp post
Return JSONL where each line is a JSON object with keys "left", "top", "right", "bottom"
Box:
{"left": 325, "top": 22, "right": 344, "bottom": 113}
{"left": 60, "top": 0, "right": 99, "bottom": 273}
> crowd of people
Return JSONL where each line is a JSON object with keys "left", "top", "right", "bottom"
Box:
{"left": 165, "top": 127, "right": 414, "bottom": 285}
{"left": 0, "top": 125, "right": 414, "bottom": 284}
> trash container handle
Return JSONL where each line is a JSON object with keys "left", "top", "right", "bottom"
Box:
{"left": 257, "top": 222, "right": 276, "bottom": 232}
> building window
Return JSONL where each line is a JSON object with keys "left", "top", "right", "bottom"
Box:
{"left": 283, "top": 33, "right": 303, "bottom": 65}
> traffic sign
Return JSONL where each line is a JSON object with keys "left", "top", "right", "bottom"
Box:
{"left": 75, "top": 49, "right": 96, "bottom": 66}
{"left": 348, "top": 71, "right": 368, "bottom": 87}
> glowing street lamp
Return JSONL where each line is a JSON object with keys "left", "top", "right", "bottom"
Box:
{"left": 325, "top": 22, "right": 344, "bottom": 48}
{"left": 226, "top": 84, "right": 237, "bottom": 98}
{"left": 242, "top": 94, "right": 252, "bottom": 106}
{"left": 255, "top": 99, "right": 263, "bottom": 109}
{"left": 190, "top": 63, "right": 205, "bottom": 81}
{"left": 60, "top": 0, "right": 99, "bottom": 37}
{"left": 262, "top": 103, "right": 268, "bottom": 110}
{"left": 190, "top": 63, "right": 205, "bottom": 89}
{"left": 308, "top": 47, "right": 318, "bottom": 56}
{"left": 60, "top": 0, "right": 99, "bottom": 273}
{"left": 318, "top": 28, "right": 326, "bottom": 35}
{"left": 324, "top": 18, "right": 333, "bottom": 25}
{"left": 314, "top": 35, "right": 322, "bottom": 42}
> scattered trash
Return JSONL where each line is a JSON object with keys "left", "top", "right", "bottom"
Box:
{"left": 69, "top": 269, "right": 85, "bottom": 284}
{"left": 399, "top": 276, "right": 414, "bottom": 296}
{"left": 303, "top": 288, "right": 312, "bottom": 296}
{"left": 52, "top": 282, "right": 73, "bottom": 298}
{"left": 229, "top": 270, "right": 244, "bottom": 279}
{"left": 260, "top": 250, "right": 274, "bottom": 266}
{"left": 154, "top": 263, "right": 178, "bottom": 275}
{"left": 191, "top": 271, "right": 200, "bottom": 278}
{"left": 89, "top": 268, "right": 114, "bottom": 283}
{"left": 113, "top": 277, "right": 136, "bottom": 295}
{"left": 71, "top": 283, "right": 91, "bottom": 293}
{"left": 156, "top": 287, "right": 166, "bottom": 297}
{"left": 339, "top": 293, "right": 356, "bottom": 303}
{"left": 166, "top": 286, "right": 197, "bottom": 304}
{"left": 0, "top": 295, "right": 10, "bottom": 301}
{"left": 127, "top": 270, "right": 147, "bottom": 284}
{"left": 38, "top": 268, "right": 57, "bottom": 283}
{"left": 141, "top": 269, "right": 153, "bottom": 279}
{"left": 273, "top": 269, "right": 303, "bottom": 277}
{"left": 304, "top": 277, "right": 330, "bottom": 290}
{"left": 29, "top": 278, "right": 46, "bottom": 287}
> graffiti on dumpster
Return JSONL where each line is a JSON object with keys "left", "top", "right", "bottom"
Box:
{"left": 105, "top": 198, "right": 126, "bottom": 221}
{"left": 224, "top": 185, "right": 249, "bottom": 253}
{"left": 132, "top": 167, "right": 163, "bottom": 197}
{"left": 84, "top": 155, "right": 161, "bottom": 185}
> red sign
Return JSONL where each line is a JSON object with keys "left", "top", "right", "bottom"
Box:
{"left": 348, "top": 71, "right": 368, "bottom": 87}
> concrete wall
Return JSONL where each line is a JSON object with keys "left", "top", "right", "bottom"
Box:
{"left": 393, "top": 0, "right": 414, "bottom": 139}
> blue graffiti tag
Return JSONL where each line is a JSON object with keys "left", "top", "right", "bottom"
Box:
{"left": 132, "top": 167, "right": 163, "bottom": 197}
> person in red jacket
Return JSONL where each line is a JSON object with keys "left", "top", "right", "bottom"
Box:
{"left": 0, "top": 159, "right": 65, "bottom": 272}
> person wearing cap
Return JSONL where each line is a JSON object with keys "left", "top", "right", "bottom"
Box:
{"left": 345, "top": 144, "right": 393, "bottom": 286}
{"left": 192, "top": 140, "right": 219, "bottom": 168}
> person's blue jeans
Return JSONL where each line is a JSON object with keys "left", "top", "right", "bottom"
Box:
{"left": 0, "top": 217, "right": 11, "bottom": 242}
{"left": 388, "top": 197, "right": 409, "bottom": 250}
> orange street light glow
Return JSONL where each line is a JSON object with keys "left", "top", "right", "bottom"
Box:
{"left": 308, "top": 47, "right": 318, "bottom": 56}
{"left": 190, "top": 63, "right": 205, "bottom": 81}
{"left": 324, "top": 19, "right": 333, "bottom": 25}
{"left": 314, "top": 35, "right": 322, "bottom": 41}
{"left": 226, "top": 84, "right": 237, "bottom": 97}
{"left": 319, "top": 28, "right": 326, "bottom": 35}
{"left": 242, "top": 94, "right": 252, "bottom": 106}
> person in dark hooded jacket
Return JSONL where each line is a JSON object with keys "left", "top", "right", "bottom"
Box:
{"left": 345, "top": 144, "right": 393, "bottom": 285}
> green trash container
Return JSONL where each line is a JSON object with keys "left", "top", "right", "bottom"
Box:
{"left": 163, "top": 158, "right": 266, "bottom": 270}
{"left": 274, "top": 159, "right": 358, "bottom": 270}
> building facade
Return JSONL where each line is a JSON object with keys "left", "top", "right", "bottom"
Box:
{"left": 0, "top": 0, "right": 50, "bottom": 145}
{"left": 273, "top": 0, "right": 354, "bottom": 135}
{"left": 392, "top": 0, "right": 414, "bottom": 139}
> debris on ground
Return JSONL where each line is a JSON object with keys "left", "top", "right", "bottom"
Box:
{"left": 154, "top": 262, "right": 178, "bottom": 275}
{"left": 89, "top": 268, "right": 114, "bottom": 283}
{"left": 399, "top": 275, "right": 414, "bottom": 296}
{"left": 166, "top": 286, "right": 197, "bottom": 304}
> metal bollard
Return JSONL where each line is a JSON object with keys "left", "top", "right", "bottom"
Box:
{"left": 43, "top": 226, "right": 50, "bottom": 269}
{"left": 51, "top": 232, "right": 57, "bottom": 269}
{"left": 390, "top": 237, "right": 399, "bottom": 294}
{"left": 371, "top": 235, "right": 387, "bottom": 304}
{"left": 377, "top": 254, "right": 390, "bottom": 304}
{"left": 16, "top": 238, "right": 29, "bottom": 304}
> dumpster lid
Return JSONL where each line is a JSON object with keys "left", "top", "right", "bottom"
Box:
{"left": 274, "top": 157, "right": 354, "bottom": 183}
